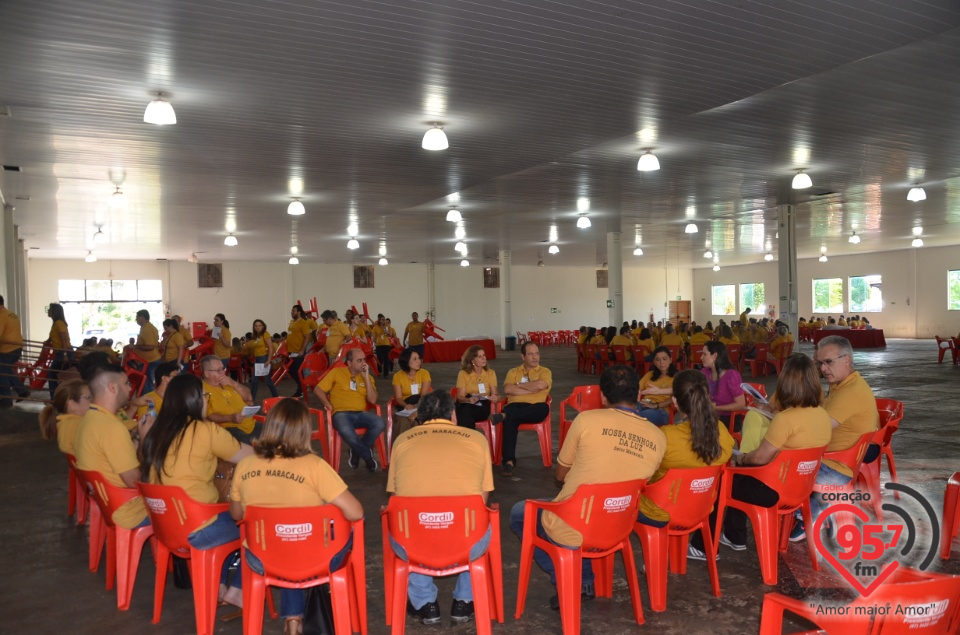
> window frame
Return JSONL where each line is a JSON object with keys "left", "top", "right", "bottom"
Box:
{"left": 812, "top": 277, "right": 845, "bottom": 314}
{"left": 848, "top": 274, "right": 883, "bottom": 313}
{"left": 949, "top": 270, "right": 960, "bottom": 311}
{"left": 711, "top": 284, "right": 737, "bottom": 316}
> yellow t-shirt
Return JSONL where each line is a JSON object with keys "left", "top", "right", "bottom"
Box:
{"left": 813, "top": 320, "right": 826, "bottom": 328}
{"left": 135, "top": 390, "right": 164, "bottom": 421}
{"left": 719, "top": 336, "right": 740, "bottom": 346}
{"left": 577, "top": 333, "right": 588, "bottom": 345}
{"left": 317, "top": 366, "right": 369, "bottom": 413}
{"left": 763, "top": 406, "right": 832, "bottom": 451}
{"left": 230, "top": 453, "right": 348, "bottom": 512}
{"left": 456, "top": 368, "right": 498, "bottom": 398}
{"left": 286, "top": 318, "right": 312, "bottom": 355}
{"left": 639, "top": 421, "right": 735, "bottom": 522}
{"left": 350, "top": 323, "right": 369, "bottom": 340}
{"left": 589, "top": 335, "right": 605, "bottom": 345}
{"left": 214, "top": 326, "right": 233, "bottom": 359}
{"left": 137, "top": 322, "right": 162, "bottom": 362}
{"left": 0, "top": 307, "right": 24, "bottom": 353}
{"left": 179, "top": 326, "right": 194, "bottom": 347}
{"left": 162, "top": 331, "right": 185, "bottom": 362}
{"left": 392, "top": 368, "right": 431, "bottom": 403}
{"left": 823, "top": 372, "right": 879, "bottom": 476}
{"left": 504, "top": 365, "right": 552, "bottom": 405}
{"left": 838, "top": 319, "right": 848, "bottom": 327}
{"left": 405, "top": 321, "right": 426, "bottom": 346}
{"left": 546, "top": 408, "right": 666, "bottom": 546}
{"left": 49, "top": 319, "right": 70, "bottom": 350}
{"left": 639, "top": 371, "right": 674, "bottom": 406}
{"left": 636, "top": 338, "right": 655, "bottom": 356}
{"left": 610, "top": 335, "right": 634, "bottom": 359}
{"left": 250, "top": 333, "right": 270, "bottom": 358}
{"left": 203, "top": 382, "right": 256, "bottom": 435}
{"left": 150, "top": 420, "right": 241, "bottom": 529}
{"left": 660, "top": 333, "right": 683, "bottom": 348}
{"left": 57, "top": 413, "right": 83, "bottom": 456}
{"left": 387, "top": 419, "right": 494, "bottom": 496}
{"left": 324, "top": 321, "right": 351, "bottom": 357}
{"left": 373, "top": 325, "right": 395, "bottom": 347}
{"left": 689, "top": 333, "right": 711, "bottom": 345}
{"left": 770, "top": 335, "right": 793, "bottom": 358}
{"left": 739, "top": 312, "right": 750, "bottom": 326}
{"left": 75, "top": 405, "right": 148, "bottom": 529}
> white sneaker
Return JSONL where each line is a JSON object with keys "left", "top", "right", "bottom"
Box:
{"left": 688, "top": 544, "right": 719, "bottom": 561}
{"left": 719, "top": 532, "right": 747, "bottom": 552}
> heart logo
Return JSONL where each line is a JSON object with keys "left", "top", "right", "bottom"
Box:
{"left": 813, "top": 503, "right": 899, "bottom": 597}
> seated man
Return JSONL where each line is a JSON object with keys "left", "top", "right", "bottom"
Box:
{"left": 201, "top": 355, "right": 260, "bottom": 444}
{"left": 315, "top": 348, "right": 385, "bottom": 472}
{"left": 688, "top": 325, "right": 711, "bottom": 346}
{"left": 609, "top": 326, "right": 634, "bottom": 359}
{"left": 791, "top": 335, "right": 879, "bottom": 541}
{"left": 510, "top": 364, "right": 665, "bottom": 611}
{"left": 387, "top": 390, "right": 494, "bottom": 625}
{"left": 74, "top": 363, "right": 149, "bottom": 529}
{"left": 500, "top": 342, "right": 552, "bottom": 476}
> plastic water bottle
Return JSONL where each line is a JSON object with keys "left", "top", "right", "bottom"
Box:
{"left": 147, "top": 401, "right": 156, "bottom": 419}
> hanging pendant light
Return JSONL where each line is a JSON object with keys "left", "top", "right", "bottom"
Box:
{"left": 703, "top": 250, "right": 712, "bottom": 259}
{"left": 576, "top": 214, "right": 591, "bottom": 229}
{"left": 633, "top": 247, "right": 643, "bottom": 256}
{"left": 548, "top": 244, "right": 559, "bottom": 255}
{"left": 454, "top": 225, "right": 466, "bottom": 239}
{"left": 819, "top": 254, "right": 828, "bottom": 263}
{"left": 460, "top": 259, "right": 469, "bottom": 267}
{"left": 637, "top": 150, "right": 660, "bottom": 171}
{"left": 287, "top": 199, "right": 305, "bottom": 216}
{"left": 792, "top": 170, "right": 812, "bottom": 189}
{"left": 445, "top": 207, "right": 462, "bottom": 222}
{"left": 907, "top": 186, "right": 926, "bottom": 202}
{"left": 684, "top": 223, "right": 698, "bottom": 234}
{"left": 224, "top": 234, "right": 238, "bottom": 246}
{"left": 93, "top": 227, "right": 107, "bottom": 244}
{"left": 85, "top": 251, "right": 97, "bottom": 263}
{"left": 764, "top": 252, "right": 774, "bottom": 261}
{"left": 848, "top": 232, "right": 860, "bottom": 244}
{"left": 378, "top": 257, "right": 389, "bottom": 265}
{"left": 288, "top": 256, "right": 299, "bottom": 265}
{"left": 911, "top": 237, "right": 924, "bottom": 248}
{"left": 347, "top": 239, "right": 360, "bottom": 250}
{"left": 110, "top": 187, "right": 127, "bottom": 210}
{"left": 422, "top": 124, "right": 448, "bottom": 151}
{"left": 712, "top": 264, "right": 720, "bottom": 272}
{"left": 143, "top": 93, "right": 177, "bottom": 125}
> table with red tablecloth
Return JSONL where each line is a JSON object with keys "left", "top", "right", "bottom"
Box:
{"left": 424, "top": 339, "right": 498, "bottom": 363}
{"left": 812, "top": 329, "right": 886, "bottom": 348}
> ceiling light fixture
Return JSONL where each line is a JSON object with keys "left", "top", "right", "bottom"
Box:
{"left": 446, "top": 207, "right": 462, "bottom": 222}
{"left": 537, "top": 259, "right": 545, "bottom": 267}
{"left": 912, "top": 226, "right": 924, "bottom": 236}
{"left": 347, "top": 223, "right": 359, "bottom": 237}
{"left": 849, "top": 232, "right": 860, "bottom": 244}
{"left": 637, "top": 150, "right": 660, "bottom": 172}
{"left": 287, "top": 198, "right": 305, "bottom": 216}
{"left": 143, "top": 93, "right": 177, "bottom": 125}
{"left": 378, "top": 244, "right": 387, "bottom": 256}
{"left": 633, "top": 247, "right": 643, "bottom": 256}
{"left": 288, "top": 256, "right": 299, "bottom": 265}
{"left": 548, "top": 244, "right": 559, "bottom": 255}
{"left": 454, "top": 241, "right": 467, "bottom": 254}
{"left": 912, "top": 237, "right": 924, "bottom": 248}
{"left": 819, "top": 254, "right": 828, "bottom": 263}
{"left": 712, "top": 264, "right": 720, "bottom": 272}
{"left": 684, "top": 223, "right": 698, "bottom": 234}
{"left": 454, "top": 225, "right": 466, "bottom": 239}
{"left": 907, "top": 185, "right": 926, "bottom": 202}
{"left": 379, "top": 257, "right": 388, "bottom": 265}
{"left": 764, "top": 252, "right": 774, "bottom": 261}
{"left": 347, "top": 238, "right": 359, "bottom": 250}
{"left": 188, "top": 252, "right": 198, "bottom": 263}
{"left": 224, "top": 233, "right": 238, "bottom": 247}
{"left": 422, "top": 123, "right": 448, "bottom": 151}
{"left": 792, "top": 170, "right": 812, "bottom": 189}
{"left": 703, "top": 250, "right": 713, "bottom": 259}
{"left": 110, "top": 186, "right": 126, "bottom": 210}
{"left": 85, "top": 251, "right": 97, "bottom": 263}
{"left": 93, "top": 227, "right": 106, "bottom": 244}
{"left": 460, "top": 259, "right": 469, "bottom": 267}
{"left": 290, "top": 246, "right": 298, "bottom": 255}
{"left": 576, "top": 214, "right": 591, "bottom": 229}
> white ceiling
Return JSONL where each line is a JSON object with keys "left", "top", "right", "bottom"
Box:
{"left": 1, "top": 0, "right": 959, "bottom": 269}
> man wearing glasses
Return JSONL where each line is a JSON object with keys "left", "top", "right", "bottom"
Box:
{"left": 790, "top": 335, "right": 879, "bottom": 542}
{"left": 201, "top": 355, "right": 260, "bottom": 444}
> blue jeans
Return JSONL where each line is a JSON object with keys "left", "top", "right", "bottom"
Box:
{"left": 638, "top": 407, "right": 669, "bottom": 426}
{"left": 0, "top": 348, "right": 29, "bottom": 402}
{"left": 188, "top": 511, "right": 241, "bottom": 587}
{"left": 331, "top": 410, "right": 385, "bottom": 461}
{"left": 143, "top": 359, "right": 160, "bottom": 394}
{"left": 250, "top": 355, "right": 279, "bottom": 400}
{"left": 390, "top": 526, "right": 491, "bottom": 609}
{"left": 509, "top": 500, "right": 594, "bottom": 587}
{"left": 244, "top": 534, "right": 352, "bottom": 619}
{"left": 808, "top": 462, "right": 853, "bottom": 521}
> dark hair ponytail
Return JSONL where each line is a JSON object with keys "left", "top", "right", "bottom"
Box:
{"left": 672, "top": 370, "right": 721, "bottom": 465}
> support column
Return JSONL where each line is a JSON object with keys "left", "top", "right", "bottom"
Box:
{"left": 607, "top": 232, "right": 623, "bottom": 326}
{"left": 427, "top": 263, "right": 436, "bottom": 322}
{"left": 777, "top": 205, "right": 798, "bottom": 335}
{"left": 499, "top": 250, "right": 512, "bottom": 349}
{"left": 2, "top": 204, "right": 14, "bottom": 308}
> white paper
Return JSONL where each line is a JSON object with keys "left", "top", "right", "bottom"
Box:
{"left": 254, "top": 363, "right": 270, "bottom": 377}
{"left": 520, "top": 376, "right": 529, "bottom": 383}
{"left": 731, "top": 449, "right": 744, "bottom": 456}
{"left": 478, "top": 383, "right": 486, "bottom": 394}
{"left": 410, "top": 383, "right": 420, "bottom": 395}
{"left": 396, "top": 408, "right": 417, "bottom": 417}
{"left": 350, "top": 380, "right": 357, "bottom": 391}
{"left": 241, "top": 405, "right": 261, "bottom": 417}
{"left": 212, "top": 326, "right": 221, "bottom": 339}
{"left": 740, "top": 383, "right": 769, "bottom": 405}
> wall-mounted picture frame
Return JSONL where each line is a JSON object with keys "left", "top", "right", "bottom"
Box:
{"left": 198, "top": 263, "right": 223, "bottom": 288}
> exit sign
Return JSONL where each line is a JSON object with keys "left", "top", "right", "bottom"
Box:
{"left": 606, "top": 300, "right": 615, "bottom": 308}
{"left": 550, "top": 308, "right": 558, "bottom": 314}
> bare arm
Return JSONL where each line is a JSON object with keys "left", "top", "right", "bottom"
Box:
{"left": 715, "top": 392, "right": 747, "bottom": 413}
{"left": 362, "top": 368, "right": 377, "bottom": 404}
{"left": 739, "top": 439, "right": 780, "bottom": 466}
{"left": 119, "top": 467, "right": 141, "bottom": 489}
{"left": 228, "top": 443, "right": 254, "bottom": 464}
{"left": 229, "top": 500, "right": 244, "bottom": 521}
{"left": 555, "top": 463, "right": 571, "bottom": 484}
{"left": 314, "top": 387, "right": 333, "bottom": 411}
{"left": 330, "top": 489, "right": 364, "bottom": 522}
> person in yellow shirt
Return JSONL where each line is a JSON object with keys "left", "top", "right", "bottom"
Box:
{"left": 125, "top": 309, "right": 162, "bottom": 394}
{"left": 739, "top": 308, "right": 752, "bottom": 328}
{"left": 702, "top": 321, "right": 715, "bottom": 337}
{"left": 372, "top": 314, "right": 397, "bottom": 375}
{"left": 688, "top": 326, "right": 711, "bottom": 346}
{"left": 637, "top": 347, "right": 678, "bottom": 426}
{"left": 576, "top": 326, "right": 588, "bottom": 345}
{"left": 315, "top": 348, "right": 385, "bottom": 472}
{"left": 500, "top": 342, "right": 552, "bottom": 475}
{"left": 38, "top": 379, "right": 91, "bottom": 453}
{"left": 769, "top": 325, "right": 794, "bottom": 360}
{"left": 455, "top": 345, "right": 501, "bottom": 431}
{"left": 201, "top": 355, "right": 260, "bottom": 444}
{"left": 248, "top": 319, "right": 279, "bottom": 400}
{"left": 0, "top": 295, "right": 31, "bottom": 406}
{"left": 635, "top": 328, "right": 656, "bottom": 362}
{"left": 160, "top": 319, "right": 186, "bottom": 364}
{"left": 212, "top": 313, "right": 233, "bottom": 366}
{"left": 677, "top": 322, "right": 690, "bottom": 346}
{"left": 348, "top": 313, "right": 370, "bottom": 342}
{"left": 660, "top": 324, "right": 683, "bottom": 348}
{"left": 286, "top": 305, "right": 315, "bottom": 398}
{"left": 45, "top": 302, "right": 74, "bottom": 399}
{"left": 837, "top": 315, "right": 848, "bottom": 327}
{"left": 812, "top": 317, "right": 826, "bottom": 328}
{"left": 610, "top": 326, "right": 634, "bottom": 360}
{"left": 320, "top": 309, "right": 352, "bottom": 362}
{"left": 588, "top": 326, "right": 604, "bottom": 345}
{"left": 135, "top": 361, "right": 179, "bottom": 421}
{"left": 403, "top": 312, "right": 427, "bottom": 359}
{"left": 171, "top": 315, "right": 194, "bottom": 348}
{"left": 717, "top": 324, "right": 740, "bottom": 347}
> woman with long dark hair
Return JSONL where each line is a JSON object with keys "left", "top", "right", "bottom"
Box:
{"left": 637, "top": 346, "right": 677, "bottom": 426}
{"left": 46, "top": 302, "right": 73, "bottom": 398}
{"left": 391, "top": 347, "right": 432, "bottom": 438}
{"left": 700, "top": 341, "right": 746, "bottom": 425}
{"left": 636, "top": 328, "right": 656, "bottom": 362}
{"left": 140, "top": 374, "right": 253, "bottom": 606}
{"left": 213, "top": 313, "right": 232, "bottom": 367}
{"left": 638, "top": 370, "right": 734, "bottom": 527}
{"left": 248, "top": 319, "right": 279, "bottom": 400}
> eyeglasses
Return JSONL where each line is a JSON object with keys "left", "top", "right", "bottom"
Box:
{"left": 817, "top": 354, "right": 848, "bottom": 368}
{"left": 205, "top": 367, "right": 225, "bottom": 373}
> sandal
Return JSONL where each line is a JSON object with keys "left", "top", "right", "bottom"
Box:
{"left": 284, "top": 616, "right": 303, "bottom": 635}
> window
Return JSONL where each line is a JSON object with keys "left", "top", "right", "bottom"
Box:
{"left": 949, "top": 270, "right": 960, "bottom": 310}
{"left": 849, "top": 274, "right": 882, "bottom": 312}
{"left": 711, "top": 285, "right": 736, "bottom": 315}
{"left": 813, "top": 278, "right": 844, "bottom": 313}
{"left": 57, "top": 279, "right": 163, "bottom": 346}
{"left": 739, "top": 283, "right": 765, "bottom": 314}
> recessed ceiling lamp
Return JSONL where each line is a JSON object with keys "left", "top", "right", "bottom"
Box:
{"left": 684, "top": 223, "right": 698, "bottom": 234}
{"left": 454, "top": 224, "right": 466, "bottom": 239}
{"left": 633, "top": 247, "right": 643, "bottom": 256}
{"left": 548, "top": 244, "right": 559, "bottom": 255}
{"left": 712, "top": 264, "right": 720, "bottom": 272}
{"left": 819, "top": 254, "right": 828, "bottom": 263}
{"left": 378, "top": 257, "right": 389, "bottom": 265}
{"left": 576, "top": 214, "right": 591, "bottom": 229}
{"left": 109, "top": 186, "right": 126, "bottom": 210}
{"left": 907, "top": 185, "right": 926, "bottom": 202}
{"left": 422, "top": 123, "right": 448, "bottom": 151}
{"left": 224, "top": 233, "right": 238, "bottom": 246}
{"left": 848, "top": 231, "right": 860, "bottom": 244}
{"left": 792, "top": 170, "right": 812, "bottom": 189}
{"left": 637, "top": 150, "right": 660, "bottom": 172}
{"left": 287, "top": 198, "right": 305, "bottom": 216}
{"left": 288, "top": 256, "right": 299, "bottom": 265}
{"left": 460, "top": 259, "right": 469, "bottom": 267}
{"left": 93, "top": 227, "right": 106, "bottom": 244}
{"left": 703, "top": 250, "right": 713, "bottom": 259}
{"left": 143, "top": 93, "right": 177, "bottom": 125}
{"left": 347, "top": 238, "right": 360, "bottom": 250}
{"left": 445, "top": 207, "right": 462, "bottom": 222}
{"left": 84, "top": 251, "right": 97, "bottom": 263}
{"left": 764, "top": 252, "right": 774, "bottom": 261}
{"left": 912, "top": 237, "right": 924, "bottom": 248}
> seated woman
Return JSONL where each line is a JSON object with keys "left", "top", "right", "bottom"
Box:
{"left": 635, "top": 328, "right": 656, "bottom": 362}
{"left": 589, "top": 327, "right": 605, "bottom": 345}
{"left": 694, "top": 354, "right": 830, "bottom": 555}
{"left": 769, "top": 324, "right": 793, "bottom": 360}
{"left": 717, "top": 324, "right": 740, "bottom": 347}
{"left": 609, "top": 325, "right": 634, "bottom": 360}
{"left": 639, "top": 370, "right": 735, "bottom": 528}
{"left": 391, "top": 348, "right": 432, "bottom": 439}
{"left": 637, "top": 347, "right": 677, "bottom": 426}
{"left": 660, "top": 324, "right": 683, "bottom": 348}
{"left": 140, "top": 374, "right": 254, "bottom": 607}
{"left": 455, "top": 345, "right": 501, "bottom": 430}
{"left": 700, "top": 341, "right": 746, "bottom": 428}
{"left": 703, "top": 321, "right": 714, "bottom": 337}
{"left": 39, "top": 379, "right": 91, "bottom": 456}
{"left": 230, "top": 399, "right": 363, "bottom": 635}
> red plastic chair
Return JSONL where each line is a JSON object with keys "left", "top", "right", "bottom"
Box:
{"left": 495, "top": 396, "right": 552, "bottom": 467}
{"left": 268, "top": 341, "right": 294, "bottom": 386}
{"left": 688, "top": 344, "right": 705, "bottom": 369}
{"left": 515, "top": 479, "right": 647, "bottom": 634}
{"left": 75, "top": 469, "right": 155, "bottom": 610}
{"left": 241, "top": 505, "right": 366, "bottom": 635}
{"left": 858, "top": 398, "right": 904, "bottom": 515}
{"left": 121, "top": 348, "right": 149, "bottom": 398}
{"left": 941, "top": 472, "right": 960, "bottom": 560}
{"left": 728, "top": 382, "right": 766, "bottom": 444}
{"left": 381, "top": 495, "right": 504, "bottom": 634}
{"left": 444, "top": 388, "right": 497, "bottom": 461}
{"left": 136, "top": 482, "right": 240, "bottom": 635}
{"left": 322, "top": 404, "right": 389, "bottom": 471}
{"left": 297, "top": 352, "right": 329, "bottom": 403}
{"left": 809, "top": 431, "right": 875, "bottom": 530}
{"left": 662, "top": 345, "right": 683, "bottom": 370}
{"left": 596, "top": 345, "right": 611, "bottom": 374}
{"left": 936, "top": 336, "right": 958, "bottom": 364}
{"left": 712, "top": 446, "right": 826, "bottom": 585}
{"left": 768, "top": 342, "right": 794, "bottom": 375}
{"left": 631, "top": 466, "right": 723, "bottom": 612}
{"left": 557, "top": 385, "right": 603, "bottom": 450}
{"left": 725, "top": 344, "right": 742, "bottom": 372}
{"left": 747, "top": 343, "right": 770, "bottom": 377}
{"left": 66, "top": 454, "right": 90, "bottom": 526}
{"left": 630, "top": 346, "right": 649, "bottom": 375}
{"left": 759, "top": 567, "right": 960, "bottom": 634}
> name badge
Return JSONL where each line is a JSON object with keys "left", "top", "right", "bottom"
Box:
{"left": 520, "top": 375, "right": 529, "bottom": 384}
{"left": 350, "top": 381, "right": 357, "bottom": 391}
{"left": 411, "top": 383, "right": 420, "bottom": 395}
{"left": 478, "top": 383, "right": 486, "bottom": 394}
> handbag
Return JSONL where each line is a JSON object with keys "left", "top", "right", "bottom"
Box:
{"left": 302, "top": 583, "right": 335, "bottom": 635}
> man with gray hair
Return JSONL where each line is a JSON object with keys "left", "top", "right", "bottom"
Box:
{"left": 791, "top": 335, "right": 879, "bottom": 541}
{"left": 201, "top": 354, "right": 260, "bottom": 443}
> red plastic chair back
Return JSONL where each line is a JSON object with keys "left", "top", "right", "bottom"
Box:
{"left": 558, "top": 385, "right": 603, "bottom": 449}
{"left": 770, "top": 342, "right": 794, "bottom": 373}
{"left": 725, "top": 344, "right": 741, "bottom": 366}
{"left": 611, "top": 345, "right": 629, "bottom": 364}
{"left": 136, "top": 482, "right": 227, "bottom": 554}
{"left": 550, "top": 480, "right": 646, "bottom": 552}
{"left": 297, "top": 351, "right": 329, "bottom": 396}
{"left": 688, "top": 344, "right": 705, "bottom": 367}
{"left": 76, "top": 468, "right": 142, "bottom": 528}
{"left": 507, "top": 395, "right": 553, "bottom": 467}
{"left": 644, "top": 465, "right": 723, "bottom": 530}
{"left": 760, "top": 446, "right": 827, "bottom": 511}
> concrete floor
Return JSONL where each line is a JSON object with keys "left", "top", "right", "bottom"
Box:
{"left": 2, "top": 339, "right": 960, "bottom": 634}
